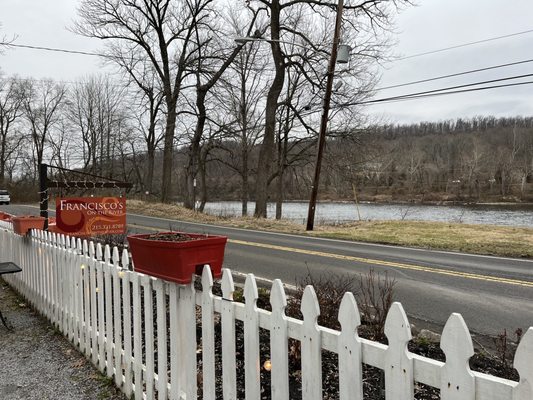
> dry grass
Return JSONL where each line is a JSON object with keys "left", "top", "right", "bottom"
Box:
{"left": 315, "top": 221, "right": 533, "bottom": 258}
{"left": 126, "top": 200, "right": 533, "bottom": 258}
{"left": 126, "top": 200, "right": 307, "bottom": 233}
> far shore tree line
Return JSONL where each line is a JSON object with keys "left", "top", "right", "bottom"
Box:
{"left": 195, "top": 116, "right": 533, "bottom": 207}
{"left": 1, "top": 1, "right": 532, "bottom": 218}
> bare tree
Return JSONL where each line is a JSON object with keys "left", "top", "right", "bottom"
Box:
{"left": 183, "top": 13, "right": 259, "bottom": 209}
{"left": 133, "top": 88, "right": 165, "bottom": 193}
{"left": 0, "top": 75, "right": 25, "bottom": 186}
{"left": 98, "top": 42, "right": 165, "bottom": 193}
{"left": 22, "top": 79, "right": 66, "bottom": 181}
{"left": 75, "top": 0, "right": 215, "bottom": 202}
{"left": 68, "top": 75, "right": 126, "bottom": 176}
{"left": 48, "top": 118, "right": 74, "bottom": 170}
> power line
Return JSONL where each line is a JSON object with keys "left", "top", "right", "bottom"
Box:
{"left": 360, "top": 80, "right": 533, "bottom": 106}
{"left": 1, "top": 43, "right": 104, "bottom": 57}
{"left": 298, "top": 71, "right": 533, "bottom": 114}
{"left": 363, "top": 72, "right": 533, "bottom": 104}
{"left": 0, "top": 42, "right": 151, "bottom": 63}
{"left": 395, "top": 28, "right": 533, "bottom": 61}
{"left": 377, "top": 58, "right": 533, "bottom": 91}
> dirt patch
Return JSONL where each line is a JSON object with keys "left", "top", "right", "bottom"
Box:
{"left": 145, "top": 232, "right": 204, "bottom": 242}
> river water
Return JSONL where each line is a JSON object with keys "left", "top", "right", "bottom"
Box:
{"left": 202, "top": 201, "right": 533, "bottom": 228}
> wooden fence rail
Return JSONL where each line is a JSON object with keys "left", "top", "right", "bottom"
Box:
{"left": 0, "top": 223, "right": 531, "bottom": 400}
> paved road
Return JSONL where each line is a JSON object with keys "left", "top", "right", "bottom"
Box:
{"left": 2, "top": 204, "right": 533, "bottom": 337}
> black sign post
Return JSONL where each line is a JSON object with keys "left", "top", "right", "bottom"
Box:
{"left": 39, "top": 163, "right": 49, "bottom": 230}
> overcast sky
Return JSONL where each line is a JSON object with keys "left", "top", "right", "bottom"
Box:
{"left": 1, "top": 0, "right": 533, "bottom": 124}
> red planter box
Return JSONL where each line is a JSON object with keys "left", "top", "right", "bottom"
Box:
{"left": 127, "top": 232, "right": 227, "bottom": 284}
{"left": 11, "top": 216, "right": 46, "bottom": 236}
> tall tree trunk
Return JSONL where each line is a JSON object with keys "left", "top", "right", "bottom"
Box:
{"left": 275, "top": 107, "right": 291, "bottom": 219}
{"left": 254, "top": 0, "right": 284, "bottom": 218}
{"left": 241, "top": 141, "right": 249, "bottom": 217}
{"left": 160, "top": 98, "right": 177, "bottom": 202}
{"left": 144, "top": 146, "right": 155, "bottom": 193}
{"left": 198, "top": 145, "right": 208, "bottom": 212}
{"left": 0, "top": 143, "right": 5, "bottom": 187}
{"left": 240, "top": 78, "right": 249, "bottom": 217}
{"left": 275, "top": 170, "right": 283, "bottom": 219}
{"left": 275, "top": 129, "right": 283, "bottom": 220}
{"left": 184, "top": 89, "right": 207, "bottom": 210}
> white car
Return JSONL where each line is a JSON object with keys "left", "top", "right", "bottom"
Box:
{"left": 0, "top": 190, "right": 10, "bottom": 205}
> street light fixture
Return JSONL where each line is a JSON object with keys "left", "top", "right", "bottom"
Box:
{"left": 235, "top": 36, "right": 351, "bottom": 63}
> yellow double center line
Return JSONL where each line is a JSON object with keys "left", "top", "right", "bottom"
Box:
{"left": 230, "top": 239, "right": 533, "bottom": 288}
{"left": 130, "top": 223, "right": 533, "bottom": 288}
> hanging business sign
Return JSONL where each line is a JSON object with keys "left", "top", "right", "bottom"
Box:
{"left": 54, "top": 196, "right": 126, "bottom": 236}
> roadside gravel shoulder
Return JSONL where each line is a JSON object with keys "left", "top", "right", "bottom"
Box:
{"left": 0, "top": 278, "right": 126, "bottom": 400}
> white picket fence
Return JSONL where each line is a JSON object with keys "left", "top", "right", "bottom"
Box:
{"left": 0, "top": 222, "right": 532, "bottom": 400}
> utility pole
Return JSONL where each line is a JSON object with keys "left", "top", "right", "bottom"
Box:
{"left": 306, "top": 0, "right": 345, "bottom": 231}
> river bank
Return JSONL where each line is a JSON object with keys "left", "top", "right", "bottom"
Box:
{"left": 127, "top": 200, "right": 533, "bottom": 258}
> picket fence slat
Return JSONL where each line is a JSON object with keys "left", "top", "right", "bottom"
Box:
{"left": 181, "top": 282, "right": 198, "bottom": 399}
{"left": 338, "top": 292, "right": 363, "bottom": 400}
{"left": 67, "top": 237, "right": 75, "bottom": 344}
{"left": 221, "top": 269, "right": 237, "bottom": 400}
{"left": 201, "top": 266, "right": 216, "bottom": 400}
{"left": 270, "top": 279, "right": 289, "bottom": 400}
{"left": 96, "top": 246, "right": 106, "bottom": 373}
{"left": 82, "top": 240, "right": 91, "bottom": 357}
{"left": 301, "top": 285, "right": 322, "bottom": 400}
{"left": 53, "top": 233, "right": 61, "bottom": 329}
{"left": 154, "top": 279, "right": 168, "bottom": 400}
{"left": 89, "top": 242, "right": 99, "bottom": 366}
{"left": 384, "top": 302, "right": 414, "bottom": 400}
{"left": 440, "top": 313, "right": 475, "bottom": 400}
{"left": 112, "top": 247, "right": 124, "bottom": 388}
{"left": 169, "top": 281, "right": 180, "bottom": 400}
{"left": 122, "top": 268, "right": 133, "bottom": 397}
{"left": 61, "top": 235, "right": 70, "bottom": 338}
{"left": 142, "top": 274, "right": 155, "bottom": 400}
{"left": 0, "top": 226, "right": 531, "bottom": 400}
{"left": 103, "top": 247, "right": 114, "bottom": 378}
{"left": 244, "top": 274, "right": 261, "bottom": 400}
{"left": 513, "top": 327, "right": 533, "bottom": 400}
{"left": 132, "top": 272, "right": 143, "bottom": 399}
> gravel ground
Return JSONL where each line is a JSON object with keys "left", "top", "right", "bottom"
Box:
{"left": 0, "top": 279, "right": 126, "bottom": 400}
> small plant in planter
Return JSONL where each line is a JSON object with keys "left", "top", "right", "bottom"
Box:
{"left": 11, "top": 215, "right": 46, "bottom": 236}
{"left": 127, "top": 231, "right": 227, "bottom": 284}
